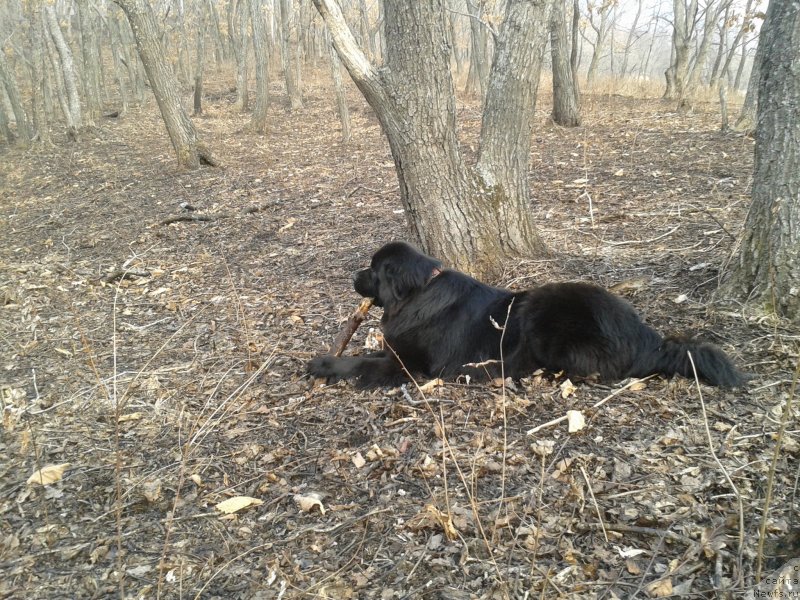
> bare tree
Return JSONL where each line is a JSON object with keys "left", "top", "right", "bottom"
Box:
{"left": 45, "top": 5, "right": 82, "bottom": 137}
{"left": 279, "top": 0, "right": 303, "bottom": 109}
{"left": 619, "top": 0, "right": 644, "bottom": 77}
{"left": 326, "top": 31, "right": 350, "bottom": 143}
{"left": 113, "top": 0, "right": 217, "bottom": 169}
{"left": 663, "top": 0, "right": 698, "bottom": 99}
{"left": 721, "top": 0, "right": 800, "bottom": 322}
{"left": 584, "top": 0, "right": 616, "bottom": 86}
{"left": 464, "top": 0, "right": 492, "bottom": 99}
{"left": 0, "top": 49, "right": 32, "bottom": 144}
{"left": 76, "top": 0, "right": 102, "bottom": 126}
{"left": 685, "top": 0, "right": 730, "bottom": 95}
{"left": 250, "top": 0, "right": 271, "bottom": 132}
{"left": 314, "top": 0, "right": 551, "bottom": 274}
{"left": 550, "top": 1, "right": 580, "bottom": 126}
{"left": 231, "top": 0, "right": 249, "bottom": 111}
{"left": 193, "top": 0, "right": 208, "bottom": 116}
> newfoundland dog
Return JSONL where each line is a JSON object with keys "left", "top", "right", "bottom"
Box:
{"left": 307, "top": 241, "right": 747, "bottom": 389}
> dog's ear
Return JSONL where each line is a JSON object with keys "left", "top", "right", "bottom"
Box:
{"left": 380, "top": 252, "right": 441, "bottom": 305}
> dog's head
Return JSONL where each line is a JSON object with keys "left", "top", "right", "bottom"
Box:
{"left": 354, "top": 242, "right": 442, "bottom": 308}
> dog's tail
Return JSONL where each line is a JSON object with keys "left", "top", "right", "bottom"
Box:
{"left": 631, "top": 335, "right": 748, "bottom": 388}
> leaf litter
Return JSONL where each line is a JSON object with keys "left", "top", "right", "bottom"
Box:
{"left": 0, "top": 78, "right": 797, "bottom": 598}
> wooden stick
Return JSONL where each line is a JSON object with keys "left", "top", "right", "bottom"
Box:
{"left": 328, "top": 297, "right": 374, "bottom": 357}
{"left": 313, "top": 297, "right": 374, "bottom": 387}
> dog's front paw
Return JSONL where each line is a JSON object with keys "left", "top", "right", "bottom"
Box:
{"left": 307, "top": 355, "right": 336, "bottom": 378}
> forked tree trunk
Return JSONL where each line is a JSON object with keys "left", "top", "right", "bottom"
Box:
{"left": 113, "top": 0, "right": 216, "bottom": 169}
{"left": 663, "top": 0, "right": 698, "bottom": 100}
{"left": 314, "top": 0, "right": 549, "bottom": 275}
{"left": 720, "top": 0, "right": 800, "bottom": 322}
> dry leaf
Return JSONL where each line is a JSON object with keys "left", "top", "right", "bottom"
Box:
{"left": 190, "top": 473, "right": 203, "bottom": 486}
{"left": 628, "top": 380, "right": 648, "bottom": 391}
{"left": 278, "top": 218, "right": 296, "bottom": 233}
{"left": 566, "top": 410, "right": 586, "bottom": 433}
{"left": 531, "top": 439, "right": 555, "bottom": 457}
{"left": 352, "top": 452, "right": 366, "bottom": 469}
{"left": 418, "top": 378, "right": 444, "bottom": 393}
{"left": 141, "top": 479, "right": 162, "bottom": 503}
{"left": 406, "top": 504, "right": 458, "bottom": 540}
{"left": 560, "top": 379, "right": 577, "bottom": 399}
{"left": 215, "top": 496, "right": 263, "bottom": 514}
{"left": 27, "top": 463, "right": 70, "bottom": 486}
{"left": 646, "top": 578, "right": 673, "bottom": 597}
{"left": 118, "top": 412, "right": 143, "bottom": 423}
{"left": 294, "top": 492, "right": 326, "bottom": 515}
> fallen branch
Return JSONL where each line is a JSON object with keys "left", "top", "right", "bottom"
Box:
{"left": 314, "top": 297, "right": 374, "bottom": 387}
{"left": 159, "top": 214, "right": 216, "bottom": 226}
{"left": 328, "top": 298, "right": 374, "bottom": 356}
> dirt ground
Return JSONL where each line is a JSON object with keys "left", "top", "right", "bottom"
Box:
{"left": 1, "top": 74, "right": 799, "bottom": 599}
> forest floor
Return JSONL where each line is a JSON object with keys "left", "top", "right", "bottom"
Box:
{"left": 1, "top": 74, "right": 798, "bottom": 600}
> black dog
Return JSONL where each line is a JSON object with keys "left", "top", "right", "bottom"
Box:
{"left": 308, "top": 242, "right": 747, "bottom": 389}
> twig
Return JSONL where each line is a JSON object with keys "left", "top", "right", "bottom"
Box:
{"left": 527, "top": 375, "right": 655, "bottom": 435}
{"left": 577, "top": 224, "right": 680, "bottom": 247}
{"left": 580, "top": 464, "right": 609, "bottom": 543}
{"left": 755, "top": 355, "right": 800, "bottom": 581}
{"left": 688, "top": 351, "right": 745, "bottom": 588}
{"left": 159, "top": 214, "right": 216, "bottom": 225}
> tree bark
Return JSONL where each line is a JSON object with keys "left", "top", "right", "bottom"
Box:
{"left": 326, "top": 31, "right": 350, "bottom": 143}
{"left": 0, "top": 50, "right": 32, "bottom": 144}
{"left": 279, "top": 0, "right": 304, "bottom": 110}
{"left": 314, "top": 0, "right": 550, "bottom": 275}
{"left": 584, "top": 0, "right": 614, "bottom": 87}
{"left": 112, "top": 0, "right": 217, "bottom": 169}
{"left": 663, "top": 0, "right": 698, "bottom": 100}
{"left": 233, "top": 0, "right": 249, "bottom": 112}
{"left": 464, "top": 0, "right": 491, "bottom": 99}
{"left": 250, "top": 0, "right": 271, "bottom": 132}
{"left": 734, "top": 23, "right": 763, "bottom": 133}
{"left": 44, "top": 5, "right": 82, "bottom": 134}
{"left": 720, "top": 0, "right": 800, "bottom": 322}
{"left": 549, "top": 1, "right": 580, "bottom": 126}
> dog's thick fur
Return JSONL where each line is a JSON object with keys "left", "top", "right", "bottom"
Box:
{"left": 308, "top": 242, "right": 747, "bottom": 388}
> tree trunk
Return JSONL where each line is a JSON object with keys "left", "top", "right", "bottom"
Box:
{"left": 685, "top": 1, "right": 725, "bottom": 96}
{"left": 279, "top": 0, "right": 303, "bottom": 110}
{"left": 663, "top": 0, "right": 698, "bottom": 100}
{"left": 720, "top": 0, "right": 800, "bottom": 322}
{"left": 314, "top": 0, "right": 549, "bottom": 275}
{"left": 734, "top": 24, "right": 763, "bottom": 133}
{"left": 464, "top": 0, "right": 490, "bottom": 99}
{"left": 549, "top": 2, "right": 580, "bottom": 126}
{"left": 23, "top": 0, "right": 49, "bottom": 143}
{"left": 44, "top": 5, "right": 82, "bottom": 134}
{"left": 0, "top": 50, "right": 33, "bottom": 144}
{"left": 112, "top": 0, "right": 216, "bottom": 169}
{"left": 585, "top": 1, "right": 613, "bottom": 87}
{"left": 326, "top": 31, "right": 350, "bottom": 143}
{"left": 76, "top": 0, "right": 102, "bottom": 126}
{"left": 193, "top": 0, "right": 207, "bottom": 116}
{"left": 250, "top": 0, "right": 271, "bottom": 132}
{"left": 619, "top": 0, "right": 643, "bottom": 77}
{"left": 233, "top": 0, "right": 249, "bottom": 112}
